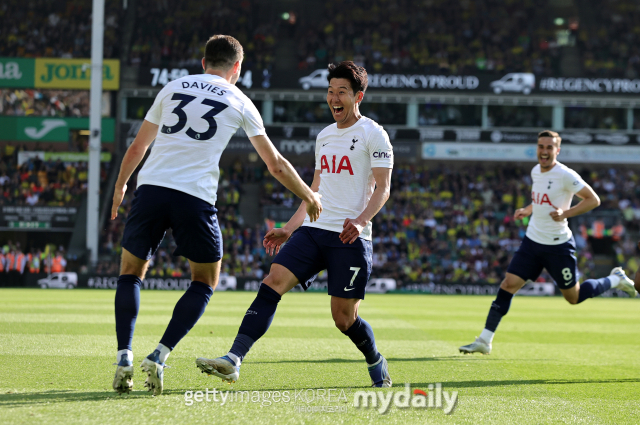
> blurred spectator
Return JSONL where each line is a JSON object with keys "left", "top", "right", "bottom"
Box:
{"left": 0, "top": 144, "right": 111, "bottom": 207}
{"left": 1, "top": 89, "right": 91, "bottom": 117}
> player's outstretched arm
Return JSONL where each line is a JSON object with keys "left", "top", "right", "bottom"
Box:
{"left": 249, "top": 134, "right": 322, "bottom": 221}
{"left": 550, "top": 184, "right": 600, "bottom": 222}
{"left": 264, "top": 171, "right": 321, "bottom": 256}
{"left": 339, "top": 167, "right": 392, "bottom": 244}
{"left": 111, "top": 120, "right": 159, "bottom": 220}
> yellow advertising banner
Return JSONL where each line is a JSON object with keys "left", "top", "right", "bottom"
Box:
{"left": 34, "top": 58, "right": 120, "bottom": 90}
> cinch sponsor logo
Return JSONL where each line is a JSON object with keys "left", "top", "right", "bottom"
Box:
{"left": 373, "top": 150, "right": 392, "bottom": 159}
{"left": 353, "top": 383, "right": 458, "bottom": 415}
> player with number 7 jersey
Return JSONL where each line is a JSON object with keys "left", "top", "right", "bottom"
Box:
{"left": 195, "top": 61, "right": 393, "bottom": 388}
{"left": 109, "top": 35, "right": 322, "bottom": 396}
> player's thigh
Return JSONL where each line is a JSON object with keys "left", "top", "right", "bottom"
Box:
{"left": 120, "top": 248, "right": 151, "bottom": 278}
{"left": 121, "top": 185, "right": 171, "bottom": 266}
{"left": 324, "top": 232, "right": 372, "bottom": 301}
{"left": 263, "top": 263, "right": 301, "bottom": 296}
{"left": 505, "top": 237, "right": 544, "bottom": 293}
{"left": 541, "top": 242, "right": 578, "bottom": 291}
{"left": 188, "top": 259, "right": 221, "bottom": 288}
{"left": 500, "top": 272, "right": 528, "bottom": 294}
{"left": 330, "top": 296, "right": 361, "bottom": 331}
{"left": 169, "top": 191, "right": 223, "bottom": 264}
{"left": 271, "top": 227, "right": 327, "bottom": 295}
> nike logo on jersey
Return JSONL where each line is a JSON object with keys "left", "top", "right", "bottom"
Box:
{"left": 344, "top": 287, "right": 355, "bottom": 291}
{"left": 322, "top": 143, "right": 329, "bottom": 147}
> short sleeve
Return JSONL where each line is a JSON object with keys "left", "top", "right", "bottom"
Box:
{"left": 144, "top": 85, "right": 169, "bottom": 125}
{"left": 563, "top": 167, "right": 586, "bottom": 194}
{"left": 368, "top": 128, "right": 394, "bottom": 168}
{"left": 314, "top": 138, "right": 322, "bottom": 170}
{"left": 241, "top": 99, "right": 266, "bottom": 138}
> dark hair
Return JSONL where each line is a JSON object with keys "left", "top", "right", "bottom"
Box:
{"left": 538, "top": 129, "right": 561, "bottom": 144}
{"left": 204, "top": 35, "right": 244, "bottom": 70}
{"left": 327, "top": 61, "right": 368, "bottom": 93}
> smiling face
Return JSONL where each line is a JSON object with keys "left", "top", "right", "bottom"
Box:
{"left": 537, "top": 136, "right": 560, "bottom": 171}
{"left": 327, "top": 78, "right": 363, "bottom": 129}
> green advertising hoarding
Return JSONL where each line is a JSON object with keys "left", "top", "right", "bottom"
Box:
{"left": 0, "top": 57, "right": 119, "bottom": 90}
{"left": 0, "top": 58, "right": 35, "bottom": 88}
{"left": 0, "top": 116, "right": 114, "bottom": 143}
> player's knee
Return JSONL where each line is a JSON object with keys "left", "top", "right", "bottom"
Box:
{"left": 499, "top": 278, "right": 518, "bottom": 293}
{"left": 565, "top": 297, "right": 579, "bottom": 305}
{"left": 333, "top": 316, "right": 354, "bottom": 332}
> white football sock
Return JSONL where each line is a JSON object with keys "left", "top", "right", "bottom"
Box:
{"left": 226, "top": 352, "right": 241, "bottom": 367}
{"left": 117, "top": 349, "right": 133, "bottom": 363}
{"left": 156, "top": 343, "right": 171, "bottom": 363}
{"left": 608, "top": 275, "right": 621, "bottom": 288}
{"left": 480, "top": 329, "right": 495, "bottom": 344}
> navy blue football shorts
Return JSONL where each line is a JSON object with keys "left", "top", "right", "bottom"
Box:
{"left": 273, "top": 226, "right": 373, "bottom": 299}
{"left": 507, "top": 235, "right": 578, "bottom": 289}
{"left": 121, "top": 184, "right": 223, "bottom": 263}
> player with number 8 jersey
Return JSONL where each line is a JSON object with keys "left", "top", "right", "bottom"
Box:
{"left": 109, "top": 35, "right": 322, "bottom": 396}
{"left": 459, "top": 130, "right": 637, "bottom": 356}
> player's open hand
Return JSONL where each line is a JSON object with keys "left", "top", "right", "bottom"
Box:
{"left": 111, "top": 184, "right": 127, "bottom": 220}
{"left": 514, "top": 208, "right": 531, "bottom": 220}
{"left": 305, "top": 192, "right": 323, "bottom": 222}
{"left": 340, "top": 218, "right": 366, "bottom": 244}
{"left": 263, "top": 228, "right": 292, "bottom": 256}
{"left": 549, "top": 208, "right": 565, "bottom": 222}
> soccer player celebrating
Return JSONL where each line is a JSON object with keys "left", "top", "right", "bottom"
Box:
{"left": 460, "top": 130, "right": 636, "bottom": 355}
{"left": 196, "top": 61, "right": 394, "bottom": 387}
{"left": 110, "top": 35, "right": 322, "bottom": 395}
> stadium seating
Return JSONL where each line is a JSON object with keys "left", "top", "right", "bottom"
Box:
{"left": 0, "top": 0, "right": 121, "bottom": 58}
{"left": 0, "top": 89, "right": 90, "bottom": 117}
{"left": 97, "top": 163, "right": 639, "bottom": 285}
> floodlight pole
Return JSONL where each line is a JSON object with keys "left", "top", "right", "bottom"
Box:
{"left": 87, "top": 0, "right": 105, "bottom": 267}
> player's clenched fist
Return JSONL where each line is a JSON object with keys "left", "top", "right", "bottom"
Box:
{"left": 305, "top": 192, "right": 323, "bottom": 222}
{"left": 549, "top": 208, "right": 565, "bottom": 222}
{"left": 111, "top": 184, "right": 127, "bottom": 220}
{"left": 514, "top": 207, "right": 531, "bottom": 220}
{"left": 340, "top": 218, "right": 366, "bottom": 244}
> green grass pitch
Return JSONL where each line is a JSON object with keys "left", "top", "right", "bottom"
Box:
{"left": 1, "top": 288, "right": 639, "bottom": 424}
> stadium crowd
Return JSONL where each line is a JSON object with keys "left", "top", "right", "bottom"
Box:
{"left": 97, "top": 162, "right": 640, "bottom": 286}
{"left": 1, "top": 90, "right": 91, "bottom": 117}
{"left": 0, "top": 0, "right": 121, "bottom": 58}
{"left": 128, "top": 0, "right": 276, "bottom": 72}
{"left": 0, "top": 144, "right": 110, "bottom": 207}
{"left": 296, "top": 0, "right": 560, "bottom": 76}
{"left": 2, "top": 0, "right": 640, "bottom": 79}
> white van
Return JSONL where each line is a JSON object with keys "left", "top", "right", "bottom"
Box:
{"left": 38, "top": 272, "right": 78, "bottom": 289}
{"left": 298, "top": 69, "right": 330, "bottom": 90}
{"left": 365, "top": 278, "right": 397, "bottom": 294}
{"left": 490, "top": 73, "right": 535, "bottom": 95}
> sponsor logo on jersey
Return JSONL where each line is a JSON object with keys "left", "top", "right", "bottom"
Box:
{"left": 320, "top": 155, "right": 354, "bottom": 175}
{"left": 373, "top": 150, "right": 393, "bottom": 159}
{"left": 531, "top": 191, "right": 552, "bottom": 206}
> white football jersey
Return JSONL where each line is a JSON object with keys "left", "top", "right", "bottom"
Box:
{"left": 302, "top": 116, "right": 393, "bottom": 240}
{"left": 138, "top": 74, "right": 265, "bottom": 205}
{"left": 526, "top": 162, "right": 586, "bottom": 245}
